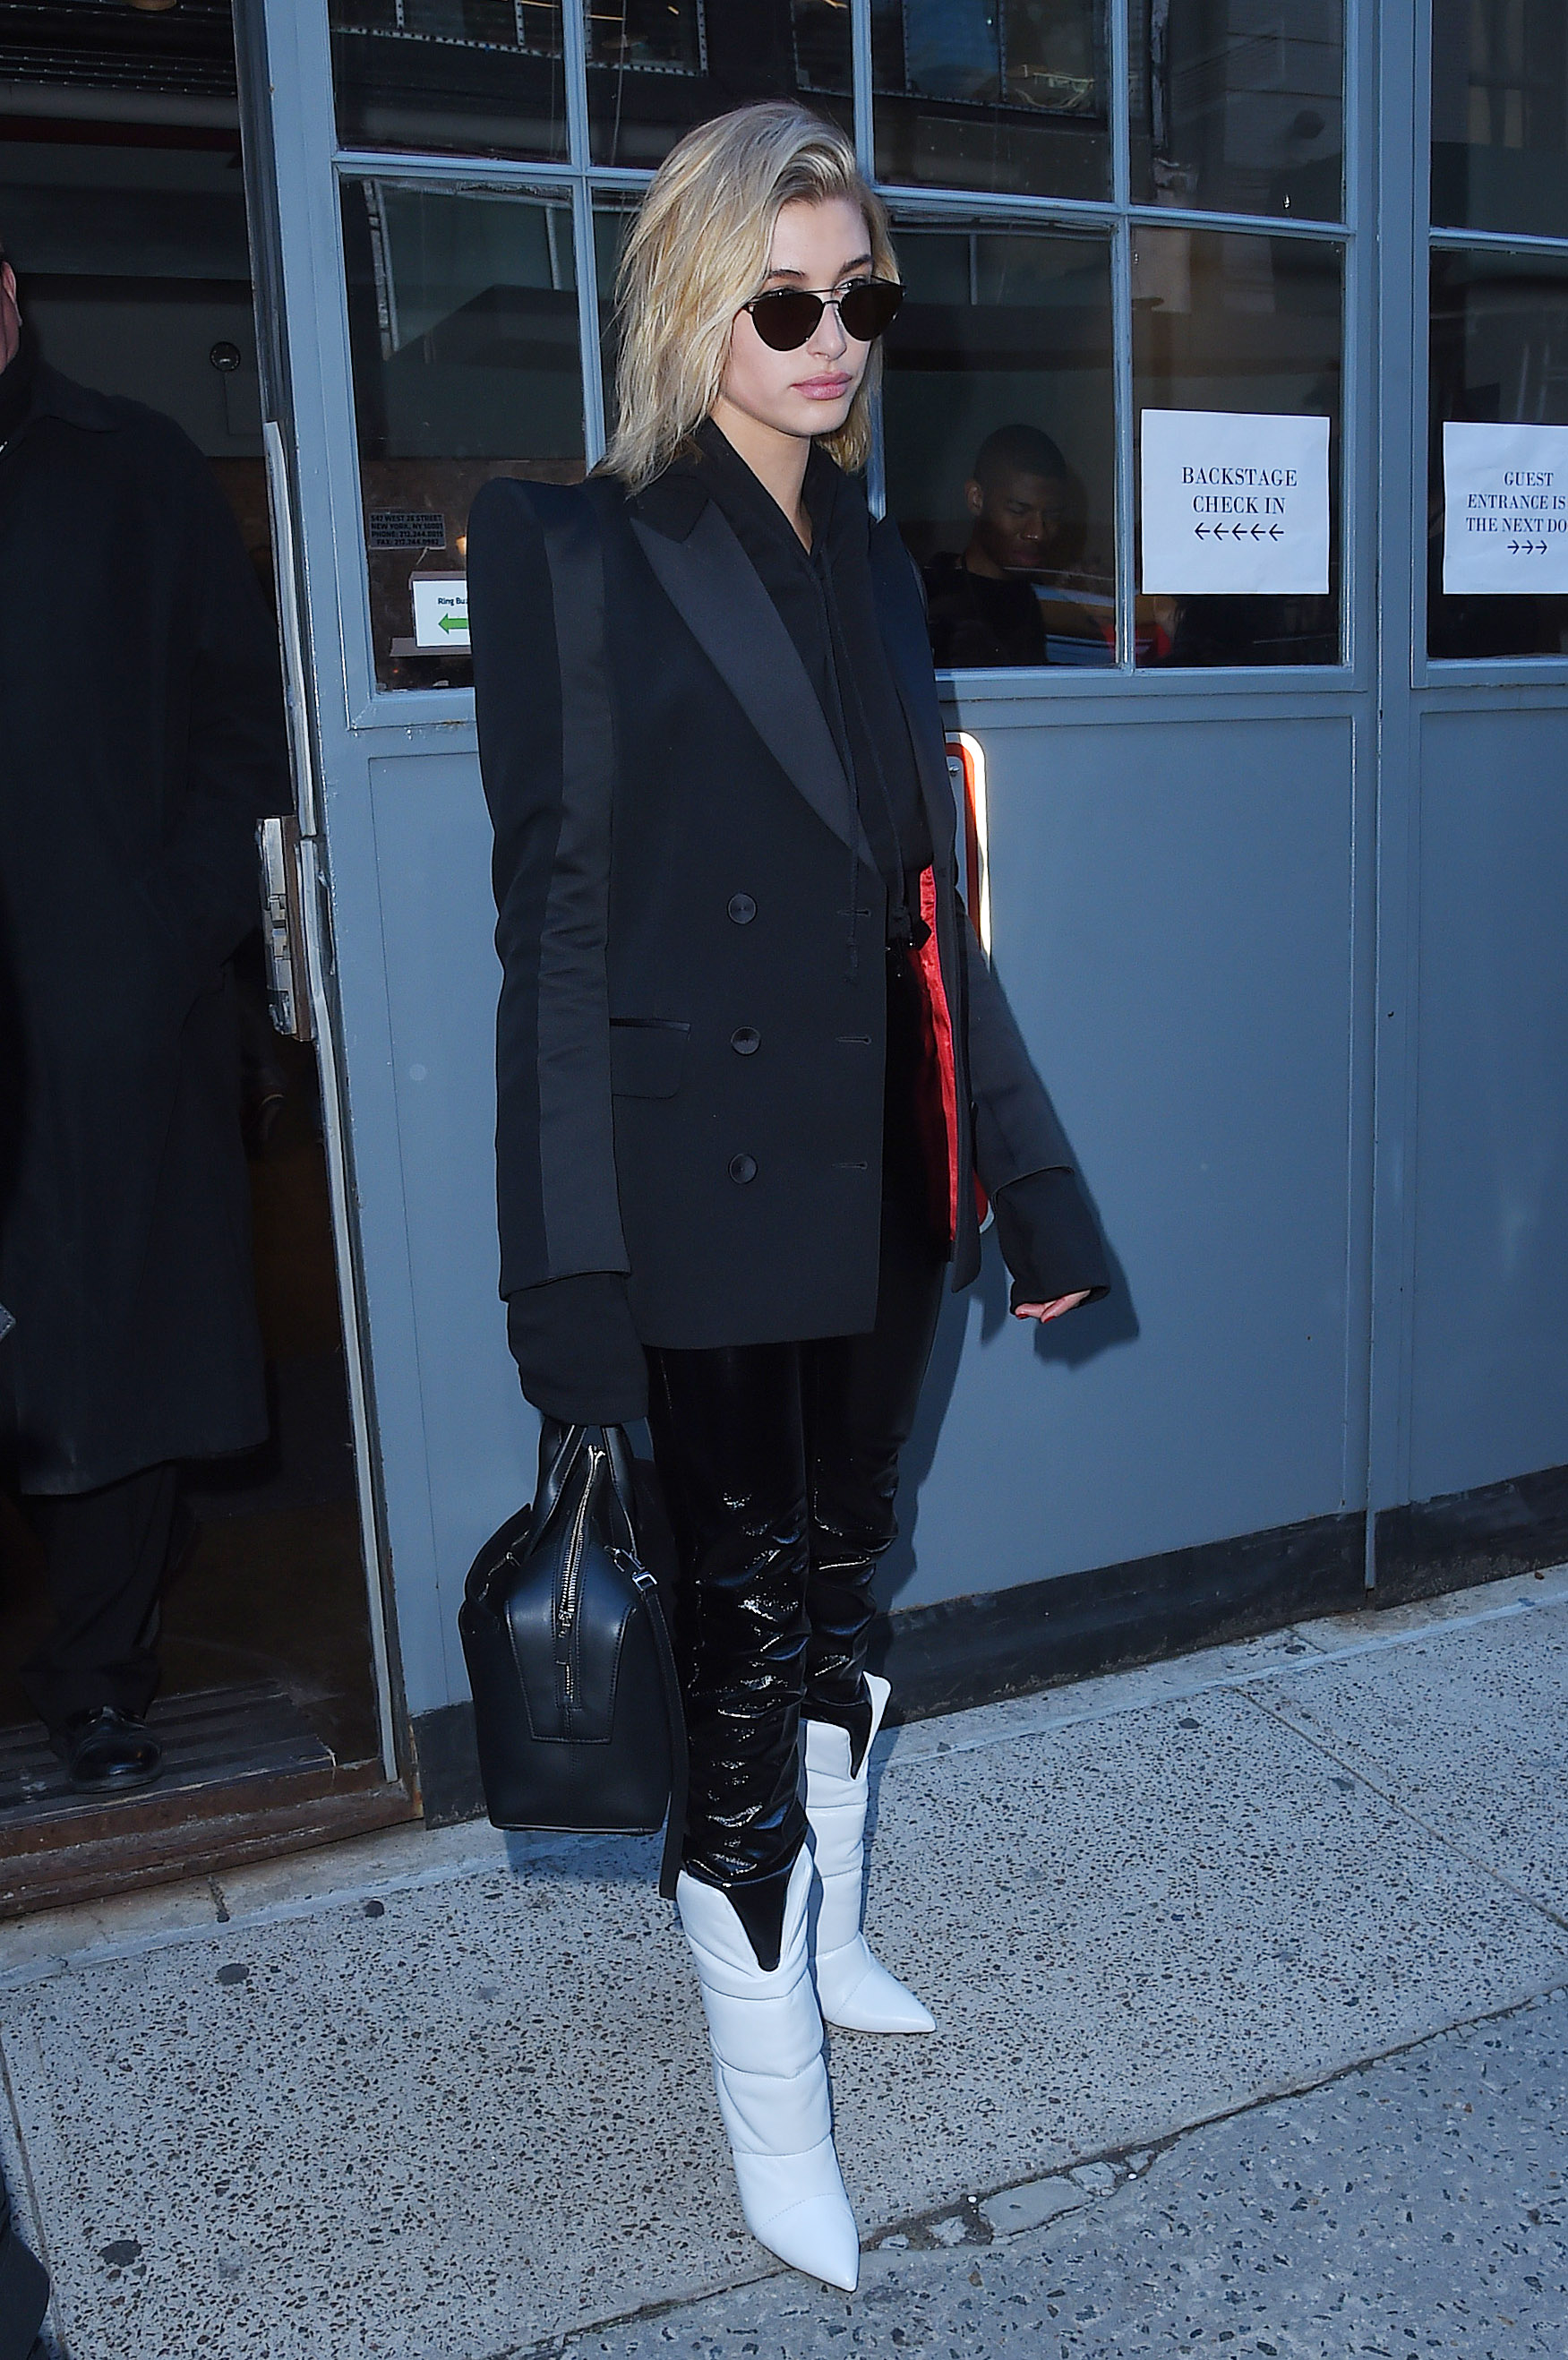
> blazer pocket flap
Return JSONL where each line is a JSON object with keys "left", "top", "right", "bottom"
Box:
{"left": 609, "top": 1019, "right": 689, "bottom": 1099}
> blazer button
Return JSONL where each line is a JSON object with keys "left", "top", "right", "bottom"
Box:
{"left": 730, "top": 1026, "right": 760, "bottom": 1055}
{"left": 727, "top": 893, "right": 757, "bottom": 924}
{"left": 727, "top": 1154, "right": 758, "bottom": 1185}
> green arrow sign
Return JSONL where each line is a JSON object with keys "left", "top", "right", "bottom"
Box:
{"left": 439, "top": 612, "right": 469, "bottom": 634}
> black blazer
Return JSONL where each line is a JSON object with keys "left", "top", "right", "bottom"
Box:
{"left": 469, "top": 459, "right": 1101, "bottom": 1355}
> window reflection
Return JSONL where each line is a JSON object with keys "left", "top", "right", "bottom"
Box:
{"left": 585, "top": 2, "right": 852, "bottom": 169}
{"left": 340, "top": 183, "right": 586, "bottom": 690}
{"left": 330, "top": 2, "right": 568, "bottom": 160}
{"left": 882, "top": 227, "right": 1116, "bottom": 667}
{"left": 1133, "top": 227, "right": 1341, "bottom": 665}
{"left": 1432, "top": 1, "right": 1568, "bottom": 239}
{"left": 1428, "top": 249, "right": 1568, "bottom": 659}
{"left": 872, "top": 0, "right": 1110, "bottom": 201}
{"left": 1129, "top": 1, "right": 1343, "bottom": 221}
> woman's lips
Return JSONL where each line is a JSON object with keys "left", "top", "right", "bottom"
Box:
{"left": 793, "top": 374, "right": 853, "bottom": 399}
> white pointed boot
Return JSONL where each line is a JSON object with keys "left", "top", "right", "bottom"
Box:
{"left": 676, "top": 1845, "right": 861, "bottom": 2291}
{"left": 804, "top": 1673, "right": 936, "bottom": 2035}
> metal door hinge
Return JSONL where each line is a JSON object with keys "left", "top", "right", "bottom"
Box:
{"left": 258, "top": 811, "right": 315, "bottom": 1043}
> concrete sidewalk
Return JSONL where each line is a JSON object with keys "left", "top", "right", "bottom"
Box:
{"left": 2, "top": 1566, "right": 1565, "bottom": 2359}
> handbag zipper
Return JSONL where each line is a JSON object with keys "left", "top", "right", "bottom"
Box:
{"left": 555, "top": 1440, "right": 600, "bottom": 1711}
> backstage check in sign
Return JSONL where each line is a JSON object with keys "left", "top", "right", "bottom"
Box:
{"left": 1442, "top": 422, "right": 1568, "bottom": 594}
{"left": 1140, "top": 409, "right": 1331, "bottom": 595}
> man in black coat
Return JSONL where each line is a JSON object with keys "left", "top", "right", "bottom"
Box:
{"left": 0, "top": 236, "right": 291, "bottom": 1790}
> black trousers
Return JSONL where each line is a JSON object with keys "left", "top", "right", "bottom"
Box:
{"left": 20, "top": 1462, "right": 177, "bottom": 1730}
{"left": 647, "top": 948, "right": 947, "bottom": 1913}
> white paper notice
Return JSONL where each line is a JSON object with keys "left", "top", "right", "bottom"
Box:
{"left": 1442, "top": 422, "right": 1568, "bottom": 594}
{"left": 1140, "top": 409, "right": 1330, "bottom": 595}
{"left": 412, "top": 573, "right": 469, "bottom": 649}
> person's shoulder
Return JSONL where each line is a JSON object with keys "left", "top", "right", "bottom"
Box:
{"left": 471, "top": 472, "right": 587, "bottom": 528}
{"left": 34, "top": 369, "right": 207, "bottom": 474}
{"left": 469, "top": 469, "right": 636, "bottom": 549}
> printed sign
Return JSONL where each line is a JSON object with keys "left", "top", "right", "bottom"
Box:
{"left": 411, "top": 574, "right": 469, "bottom": 649}
{"left": 1140, "top": 409, "right": 1331, "bottom": 595}
{"left": 1442, "top": 422, "right": 1568, "bottom": 594}
{"left": 370, "top": 510, "right": 447, "bottom": 552}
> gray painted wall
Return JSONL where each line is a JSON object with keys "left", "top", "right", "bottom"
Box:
{"left": 238, "top": 0, "right": 1568, "bottom": 1733}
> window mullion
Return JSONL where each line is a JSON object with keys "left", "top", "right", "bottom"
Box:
{"left": 1110, "top": 0, "right": 1131, "bottom": 211}
{"left": 1110, "top": 0, "right": 1132, "bottom": 664}
{"left": 561, "top": 0, "right": 590, "bottom": 171}
{"left": 1112, "top": 214, "right": 1136, "bottom": 668}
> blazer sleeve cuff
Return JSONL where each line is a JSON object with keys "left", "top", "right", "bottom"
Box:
{"left": 991, "top": 1168, "right": 1110, "bottom": 1311}
{"left": 506, "top": 1273, "right": 649, "bottom": 1426}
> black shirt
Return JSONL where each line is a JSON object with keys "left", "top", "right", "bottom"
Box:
{"left": 681, "top": 419, "right": 932, "bottom": 942}
{"left": 922, "top": 548, "right": 1109, "bottom": 670}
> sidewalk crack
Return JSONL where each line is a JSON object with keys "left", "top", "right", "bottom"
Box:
{"left": 1231, "top": 1682, "right": 1568, "bottom": 1936}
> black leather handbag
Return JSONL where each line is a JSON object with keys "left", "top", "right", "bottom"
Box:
{"left": 458, "top": 1420, "right": 688, "bottom": 1894}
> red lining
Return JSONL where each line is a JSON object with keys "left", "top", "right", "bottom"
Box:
{"left": 913, "top": 866, "right": 961, "bottom": 1245}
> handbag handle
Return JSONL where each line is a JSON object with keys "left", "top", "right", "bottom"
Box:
{"left": 535, "top": 1418, "right": 688, "bottom": 1898}
{"left": 535, "top": 1417, "right": 638, "bottom": 1549}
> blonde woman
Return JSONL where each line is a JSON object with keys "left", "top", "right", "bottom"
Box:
{"left": 468, "top": 103, "right": 1106, "bottom": 2289}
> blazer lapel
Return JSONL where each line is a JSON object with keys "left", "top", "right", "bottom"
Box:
{"left": 631, "top": 500, "right": 870, "bottom": 860}
{"left": 867, "top": 517, "right": 959, "bottom": 870}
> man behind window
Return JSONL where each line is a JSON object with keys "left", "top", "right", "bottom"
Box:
{"left": 0, "top": 236, "right": 290, "bottom": 1793}
{"left": 923, "top": 422, "right": 1109, "bottom": 668}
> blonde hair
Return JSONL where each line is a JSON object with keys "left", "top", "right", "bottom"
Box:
{"left": 601, "top": 103, "right": 897, "bottom": 493}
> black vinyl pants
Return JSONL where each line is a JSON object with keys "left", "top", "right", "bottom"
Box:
{"left": 647, "top": 948, "right": 947, "bottom": 1924}
{"left": 20, "top": 1461, "right": 177, "bottom": 1731}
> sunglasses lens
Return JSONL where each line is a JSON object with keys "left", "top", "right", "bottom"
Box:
{"left": 838, "top": 281, "right": 903, "bottom": 342}
{"left": 748, "top": 291, "right": 824, "bottom": 351}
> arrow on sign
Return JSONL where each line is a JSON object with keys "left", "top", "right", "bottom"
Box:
{"left": 1195, "top": 519, "right": 1284, "bottom": 545}
{"left": 439, "top": 612, "right": 470, "bottom": 632}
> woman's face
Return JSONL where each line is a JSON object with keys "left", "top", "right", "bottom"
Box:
{"left": 718, "top": 195, "right": 875, "bottom": 445}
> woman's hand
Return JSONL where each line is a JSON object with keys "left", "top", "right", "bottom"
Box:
{"left": 1013, "top": 1291, "right": 1091, "bottom": 1325}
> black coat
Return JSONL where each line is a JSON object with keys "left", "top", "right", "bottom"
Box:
{"left": 0, "top": 364, "right": 290, "bottom": 1493}
{"left": 469, "top": 457, "right": 1103, "bottom": 1374}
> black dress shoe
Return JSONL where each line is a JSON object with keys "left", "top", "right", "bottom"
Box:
{"left": 55, "top": 1707, "right": 163, "bottom": 1795}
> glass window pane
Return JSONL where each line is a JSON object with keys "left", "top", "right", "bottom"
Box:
{"left": 1432, "top": 1, "right": 1568, "bottom": 238}
{"left": 1132, "top": 227, "right": 1341, "bottom": 665}
{"left": 340, "top": 181, "right": 586, "bottom": 691}
{"left": 1428, "top": 248, "right": 1568, "bottom": 660}
{"left": 1129, "top": 1, "right": 1344, "bottom": 221}
{"left": 585, "top": 2, "right": 853, "bottom": 170}
{"left": 882, "top": 226, "right": 1117, "bottom": 668}
{"left": 330, "top": 2, "right": 568, "bottom": 162}
{"left": 872, "top": 0, "right": 1110, "bottom": 201}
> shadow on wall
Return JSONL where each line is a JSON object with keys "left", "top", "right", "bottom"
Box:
{"left": 878, "top": 1182, "right": 1138, "bottom": 1613}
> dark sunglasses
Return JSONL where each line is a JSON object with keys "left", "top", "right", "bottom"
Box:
{"left": 741, "top": 279, "right": 904, "bottom": 352}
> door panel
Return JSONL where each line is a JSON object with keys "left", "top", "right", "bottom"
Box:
{"left": 368, "top": 753, "right": 533, "bottom": 1687}
{"left": 1409, "top": 708, "right": 1568, "bottom": 1500}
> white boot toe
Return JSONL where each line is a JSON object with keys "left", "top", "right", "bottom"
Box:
{"left": 733, "top": 2146, "right": 861, "bottom": 2290}
{"left": 816, "top": 1937, "right": 937, "bottom": 2035}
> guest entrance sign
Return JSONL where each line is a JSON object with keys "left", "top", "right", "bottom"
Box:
{"left": 1442, "top": 422, "right": 1568, "bottom": 594}
{"left": 1140, "top": 410, "right": 1331, "bottom": 595}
